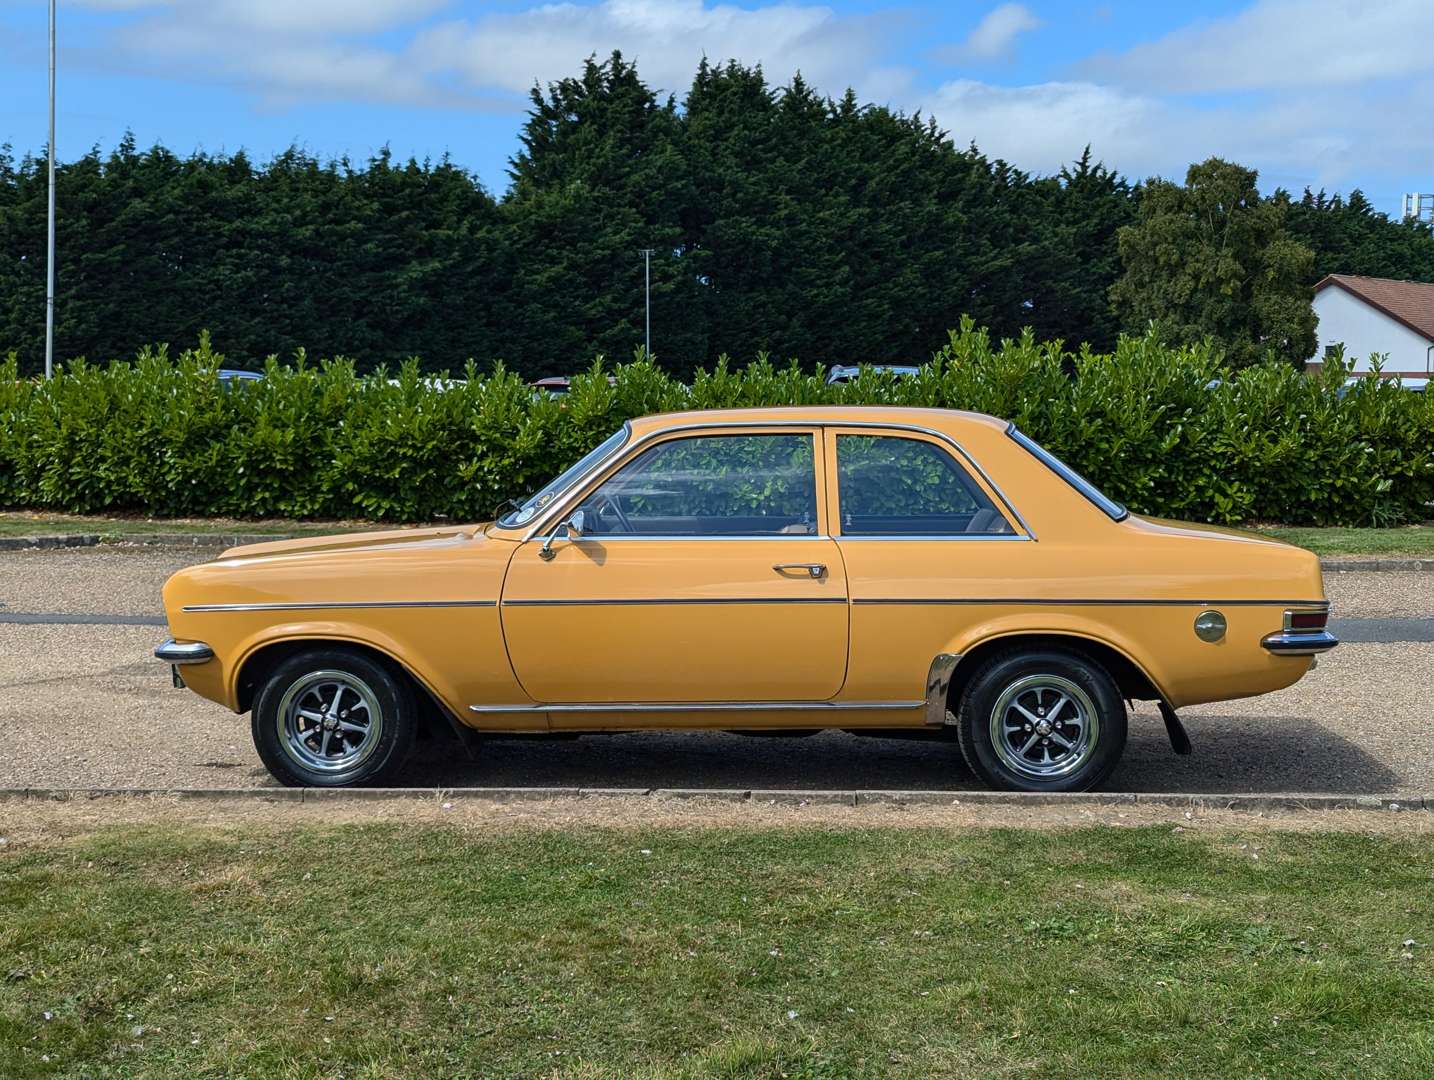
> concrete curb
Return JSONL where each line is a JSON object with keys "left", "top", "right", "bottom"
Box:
{"left": 110, "top": 533, "right": 303, "bottom": 548}
{"left": 0, "top": 787, "right": 1424, "bottom": 812}
{"left": 0, "top": 533, "right": 302, "bottom": 551}
{"left": 1321, "top": 558, "right": 1434, "bottom": 572}
{"left": 0, "top": 534, "right": 103, "bottom": 551}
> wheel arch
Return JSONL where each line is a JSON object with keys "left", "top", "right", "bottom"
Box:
{"left": 234, "top": 636, "right": 466, "bottom": 744}
{"left": 944, "top": 631, "right": 1165, "bottom": 719}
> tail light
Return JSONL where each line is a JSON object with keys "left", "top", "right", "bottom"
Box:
{"left": 1287, "top": 610, "right": 1328, "bottom": 631}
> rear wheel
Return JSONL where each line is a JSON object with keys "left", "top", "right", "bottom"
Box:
{"left": 252, "top": 648, "right": 417, "bottom": 787}
{"left": 955, "top": 648, "right": 1126, "bottom": 792}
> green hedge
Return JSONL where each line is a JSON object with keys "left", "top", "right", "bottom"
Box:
{"left": 2, "top": 323, "right": 1431, "bottom": 526}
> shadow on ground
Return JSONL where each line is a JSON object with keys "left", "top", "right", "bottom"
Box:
{"left": 386, "top": 710, "right": 1404, "bottom": 795}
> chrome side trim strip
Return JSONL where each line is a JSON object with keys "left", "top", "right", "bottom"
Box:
{"left": 532, "top": 534, "right": 835, "bottom": 542}
{"left": 854, "top": 598, "right": 1330, "bottom": 608}
{"left": 469, "top": 700, "right": 924, "bottom": 715}
{"left": 182, "top": 600, "right": 497, "bottom": 613}
{"left": 1261, "top": 629, "right": 1339, "bottom": 655}
{"left": 837, "top": 534, "right": 1030, "bottom": 542}
{"left": 517, "top": 418, "right": 1036, "bottom": 543}
{"left": 154, "top": 639, "right": 215, "bottom": 665}
{"left": 924, "top": 652, "right": 961, "bottom": 726}
{"left": 502, "top": 597, "right": 846, "bottom": 607}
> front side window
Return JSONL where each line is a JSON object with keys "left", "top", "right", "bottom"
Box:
{"left": 574, "top": 433, "right": 818, "bottom": 537}
{"left": 837, "top": 434, "right": 1013, "bottom": 536}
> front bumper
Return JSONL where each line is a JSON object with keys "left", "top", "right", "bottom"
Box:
{"left": 154, "top": 638, "right": 215, "bottom": 665}
{"left": 1261, "top": 629, "right": 1339, "bottom": 656}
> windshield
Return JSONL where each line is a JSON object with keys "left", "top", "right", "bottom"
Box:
{"left": 1006, "top": 425, "right": 1128, "bottom": 522}
{"left": 496, "top": 424, "right": 630, "bottom": 528}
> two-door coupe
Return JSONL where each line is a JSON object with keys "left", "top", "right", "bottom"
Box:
{"left": 156, "top": 407, "right": 1337, "bottom": 791}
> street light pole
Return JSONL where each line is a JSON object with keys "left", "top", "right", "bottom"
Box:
{"left": 44, "top": 0, "right": 56, "bottom": 379}
{"left": 638, "top": 248, "right": 655, "bottom": 358}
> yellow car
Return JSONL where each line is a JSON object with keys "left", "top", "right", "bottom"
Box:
{"left": 156, "top": 407, "right": 1336, "bottom": 791}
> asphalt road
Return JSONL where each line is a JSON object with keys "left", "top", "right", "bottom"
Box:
{"left": 1, "top": 546, "right": 1431, "bottom": 795}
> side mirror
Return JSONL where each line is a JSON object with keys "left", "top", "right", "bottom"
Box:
{"left": 538, "top": 510, "right": 586, "bottom": 561}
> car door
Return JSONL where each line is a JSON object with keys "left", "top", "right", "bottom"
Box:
{"left": 500, "top": 428, "right": 849, "bottom": 708}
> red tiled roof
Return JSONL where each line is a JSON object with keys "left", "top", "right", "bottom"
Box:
{"left": 1314, "top": 274, "right": 1434, "bottom": 343}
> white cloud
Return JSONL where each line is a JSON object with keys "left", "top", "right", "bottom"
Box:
{"left": 54, "top": 0, "right": 1434, "bottom": 202}
{"left": 1081, "top": 0, "right": 1434, "bottom": 93}
{"left": 924, "top": 74, "right": 1434, "bottom": 195}
{"left": 76, "top": 0, "right": 447, "bottom": 34}
{"left": 413, "top": 0, "right": 896, "bottom": 101}
{"left": 70, "top": 0, "right": 466, "bottom": 108}
{"left": 940, "top": 3, "right": 1041, "bottom": 63}
{"left": 929, "top": 79, "right": 1161, "bottom": 170}
{"left": 71, "top": 0, "right": 897, "bottom": 110}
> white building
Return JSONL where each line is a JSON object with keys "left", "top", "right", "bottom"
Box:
{"left": 1309, "top": 274, "right": 1434, "bottom": 382}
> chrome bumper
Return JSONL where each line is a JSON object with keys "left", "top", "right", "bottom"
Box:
{"left": 1261, "top": 629, "right": 1339, "bottom": 656}
{"left": 154, "top": 638, "right": 215, "bottom": 665}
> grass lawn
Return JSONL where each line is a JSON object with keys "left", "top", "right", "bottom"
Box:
{"left": 1258, "top": 525, "right": 1434, "bottom": 557}
{"left": 2, "top": 822, "right": 1431, "bottom": 1078}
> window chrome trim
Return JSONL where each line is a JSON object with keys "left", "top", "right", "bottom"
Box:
{"left": 831, "top": 429, "right": 1023, "bottom": 539}
{"left": 491, "top": 422, "right": 633, "bottom": 536}
{"left": 519, "top": 419, "right": 1035, "bottom": 543}
{"left": 502, "top": 597, "right": 846, "bottom": 607}
{"left": 181, "top": 600, "right": 497, "bottom": 613}
{"left": 1006, "top": 424, "right": 1127, "bottom": 522}
{"left": 469, "top": 699, "right": 924, "bottom": 715}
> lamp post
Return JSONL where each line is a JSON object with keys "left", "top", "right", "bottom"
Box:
{"left": 44, "top": 0, "right": 56, "bottom": 379}
{"left": 638, "top": 248, "right": 655, "bottom": 358}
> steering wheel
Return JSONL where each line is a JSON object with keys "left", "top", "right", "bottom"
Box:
{"left": 589, "top": 491, "right": 634, "bottom": 534}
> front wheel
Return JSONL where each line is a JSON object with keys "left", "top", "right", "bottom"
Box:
{"left": 955, "top": 649, "right": 1127, "bottom": 792}
{"left": 252, "top": 648, "right": 417, "bottom": 787}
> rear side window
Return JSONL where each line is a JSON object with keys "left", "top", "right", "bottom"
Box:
{"left": 1007, "top": 426, "right": 1127, "bottom": 521}
{"left": 836, "top": 434, "right": 1013, "bottom": 536}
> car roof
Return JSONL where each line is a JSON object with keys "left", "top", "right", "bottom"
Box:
{"left": 624, "top": 405, "right": 1007, "bottom": 437}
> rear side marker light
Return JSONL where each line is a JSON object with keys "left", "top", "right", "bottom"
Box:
{"left": 1289, "top": 611, "right": 1328, "bottom": 630}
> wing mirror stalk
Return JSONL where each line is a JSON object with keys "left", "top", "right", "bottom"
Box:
{"left": 539, "top": 511, "right": 585, "bottom": 561}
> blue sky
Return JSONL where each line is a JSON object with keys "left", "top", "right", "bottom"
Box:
{"left": 1, "top": 1, "right": 1430, "bottom": 212}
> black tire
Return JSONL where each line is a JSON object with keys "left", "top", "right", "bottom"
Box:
{"left": 252, "top": 647, "right": 417, "bottom": 787}
{"left": 955, "top": 648, "right": 1126, "bottom": 792}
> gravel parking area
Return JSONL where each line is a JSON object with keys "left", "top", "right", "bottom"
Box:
{"left": 0, "top": 547, "right": 1430, "bottom": 794}
{"left": 0, "top": 546, "right": 194, "bottom": 617}
{"left": 1324, "top": 569, "right": 1434, "bottom": 618}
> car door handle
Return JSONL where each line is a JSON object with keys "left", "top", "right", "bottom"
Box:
{"left": 773, "top": 562, "right": 828, "bottom": 580}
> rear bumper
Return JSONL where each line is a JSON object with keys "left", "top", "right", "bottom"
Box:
{"left": 1261, "top": 629, "right": 1339, "bottom": 656}
{"left": 154, "top": 638, "right": 215, "bottom": 665}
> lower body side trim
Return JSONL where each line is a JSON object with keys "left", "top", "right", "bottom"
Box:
{"left": 469, "top": 700, "right": 924, "bottom": 715}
